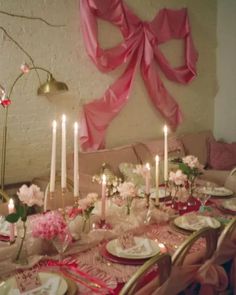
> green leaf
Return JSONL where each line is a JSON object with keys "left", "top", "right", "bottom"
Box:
{"left": 5, "top": 213, "right": 20, "bottom": 223}
{"left": 17, "top": 205, "right": 25, "bottom": 218}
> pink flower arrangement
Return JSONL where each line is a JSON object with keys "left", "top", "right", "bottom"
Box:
{"left": 32, "top": 211, "right": 72, "bottom": 242}
{"left": 182, "top": 155, "right": 203, "bottom": 170}
{"left": 169, "top": 170, "right": 187, "bottom": 186}
{"left": 17, "top": 184, "right": 44, "bottom": 207}
{"left": 118, "top": 182, "right": 136, "bottom": 198}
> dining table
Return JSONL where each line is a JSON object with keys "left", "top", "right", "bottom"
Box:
{"left": 0, "top": 185, "right": 235, "bottom": 295}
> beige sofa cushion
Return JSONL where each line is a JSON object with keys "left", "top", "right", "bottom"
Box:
{"left": 200, "top": 169, "right": 230, "bottom": 186}
{"left": 67, "top": 144, "right": 140, "bottom": 177}
{"left": 139, "top": 136, "right": 185, "bottom": 159}
{"left": 180, "top": 130, "right": 215, "bottom": 166}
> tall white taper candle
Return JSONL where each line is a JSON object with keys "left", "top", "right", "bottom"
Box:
{"left": 155, "top": 155, "right": 160, "bottom": 205}
{"left": 49, "top": 120, "right": 57, "bottom": 193}
{"left": 8, "top": 198, "right": 15, "bottom": 243}
{"left": 61, "top": 114, "right": 67, "bottom": 189}
{"left": 101, "top": 174, "right": 106, "bottom": 220}
{"left": 74, "top": 122, "right": 79, "bottom": 197}
{"left": 163, "top": 125, "right": 168, "bottom": 182}
{"left": 145, "top": 163, "right": 151, "bottom": 195}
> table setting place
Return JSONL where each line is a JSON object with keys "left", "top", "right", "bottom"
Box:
{"left": 0, "top": 123, "right": 235, "bottom": 295}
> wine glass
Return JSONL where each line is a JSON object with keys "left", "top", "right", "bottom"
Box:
{"left": 196, "top": 187, "right": 211, "bottom": 213}
{"left": 52, "top": 233, "right": 72, "bottom": 262}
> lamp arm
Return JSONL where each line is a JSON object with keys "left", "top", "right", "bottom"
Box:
{"left": 0, "top": 26, "right": 41, "bottom": 84}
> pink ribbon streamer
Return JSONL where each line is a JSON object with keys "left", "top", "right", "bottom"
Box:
{"left": 79, "top": 0, "right": 198, "bottom": 150}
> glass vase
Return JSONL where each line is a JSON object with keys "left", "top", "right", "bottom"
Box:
{"left": 82, "top": 215, "right": 91, "bottom": 233}
{"left": 13, "top": 221, "right": 28, "bottom": 265}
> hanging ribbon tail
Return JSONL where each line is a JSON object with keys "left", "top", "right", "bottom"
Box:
{"left": 80, "top": 48, "right": 141, "bottom": 151}
{"left": 140, "top": 54, "right": 183, "bottom": 130}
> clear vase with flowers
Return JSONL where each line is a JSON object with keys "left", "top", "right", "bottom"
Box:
{"left": 117, "top": 182, "right": 136, "bottom": 215}
{"left": 79, "top": 193, "right": 98, "bottom": 233}
{"left": 6, "top": 184, "right": 44, "bottom": 264}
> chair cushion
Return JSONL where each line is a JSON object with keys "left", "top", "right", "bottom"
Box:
{"left": 180, "top": 130, "right": 215, "bottom": 166}
{"left": 208, "top": 140, "right": 236, "bottom": 170}
{"left": 200, "top": 169, "right": 230, "bottom": 186}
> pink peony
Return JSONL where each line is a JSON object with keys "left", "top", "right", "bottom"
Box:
{"left": 32, "top": 211, "right": 72, "bottom": 242}
{"left": 182, "top": 155, "right": 203, "bottom": 170}
{"left": 118, "top": 182, "right": 136, "bottom": 198}
{"left": 169, "top": 170, "right": 187, "bottom": 186}
{"left": 17, "top": 184, "right": 44, "bottom": 207}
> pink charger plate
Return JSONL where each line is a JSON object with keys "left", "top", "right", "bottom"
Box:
{"left": 100, "top": 244, "right": 149, "bottom": 266}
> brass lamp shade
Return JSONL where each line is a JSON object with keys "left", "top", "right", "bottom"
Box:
{"left": 37, "top": 74, "right": 68, "bottom": 95}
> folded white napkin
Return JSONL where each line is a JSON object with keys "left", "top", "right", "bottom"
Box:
{"left": 9, "top": 277, "right": 60, "bottom": 295}
{"left": 116, "top": 238, "right": 152, "bottom": 258}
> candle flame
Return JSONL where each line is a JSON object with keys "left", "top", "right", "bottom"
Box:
{"left": 62, "top": 114, "right": 66, "bottom": 122}
{"left": 102, "top": 174, "right": 106, "bottom": 184}
{"left": 145, "top": 163, "right": 150, "bottom": 170}
{"left": 155, "top": 155, "right": 159, "bottom": 162}
{"left": 163, "top": 125, "right": 168, "bottom": 134}
{"left": 8, "top": 198, "right": 14, "bottom": 208}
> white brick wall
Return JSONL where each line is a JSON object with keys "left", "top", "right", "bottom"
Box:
{"left": 0, "top": 0, "right": 217, "bottom": 185}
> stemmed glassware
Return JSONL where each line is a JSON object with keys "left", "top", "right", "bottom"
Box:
{"left": 52, "top": 233, "right": 72, "bottom": 262}
{"left": 196, "top": 186, "right": 211, "bottom": 213}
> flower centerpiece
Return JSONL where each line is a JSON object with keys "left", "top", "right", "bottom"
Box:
{"left": 6, "top": 184, "right": 44, "bottom": 263}
{"left": 117, "top": 182, "right": 136, "bottom": 215}
{"left": 32, "top": 211, "right": 72, "bottom": 259}
{"left": 177, "top": 155, "right": 204, "bottom": 194}
{"left": 169, "top": 170, "right": 189, "bottom": 207}
{"left": 79, "top": 193, "right": 98, "bottom": 232}
{"left": 92, "top": 164, "right": 122, "bottom": 198}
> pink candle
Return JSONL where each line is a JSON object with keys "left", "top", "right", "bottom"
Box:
{"left": 101, "top": 174, "right": 106, "bottom": 220}
{"left": 145, "top": 163, "right": 151, "bottom": 195}
{"left": 8, "top": 198, "right": 15, "bottom": 243}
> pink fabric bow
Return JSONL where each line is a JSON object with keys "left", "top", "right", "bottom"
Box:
{"left": 79, "top": 0, "right": 198, "bottom": 150}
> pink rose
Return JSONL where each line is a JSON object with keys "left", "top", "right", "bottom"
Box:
{"left": 169, "top": 170, "right": 187, "bottom": 186}
{"left": 17, "top": 184, "right": 44, "bottom": 207}
{"left": 182, "top": 155, "right": 203, "bottom": 170}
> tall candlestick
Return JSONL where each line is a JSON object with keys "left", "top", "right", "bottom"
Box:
{"left": 61, "top": 114, "right": 67, "bottom": 189}
{"left": 145, "top": 163, "right": 151, "bottom": 195}
{"left": 101, "top": 174, "right": 106, "bottom": 220}
{"left": 74, "top": 122, "right": 79, "bottom": 197}
{"left": 50, "top": 120, "right": 57, "bottom": 193}
{"left": 8, "top": 198, "right": 15, "bottom": 243}
{"left": 155, "top": 155, "right": 160, "bottom": 205}
{"left": 163, "top": 125, "right": 168, "bottom": 182}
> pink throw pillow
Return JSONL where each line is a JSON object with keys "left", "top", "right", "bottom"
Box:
{"left": 208, "top": 141, "right": 236, "bottom": 170}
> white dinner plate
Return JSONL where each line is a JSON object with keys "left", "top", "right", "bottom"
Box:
{"left": 222, "top": 198, "right": 236, "bottom": 212}
{"left": 0, "top": 272, "right": 67, "bottom": 295}
{"left": 200, "top": 187, "right": 233, "bottom": 197}
{"left": 106, "top": 237, "right": 160, "bottom": 259}
{"left": 174, "top": 215, "right": 221, "bottom": 231}
{"left": 138, "top": 187, "right": 166, "bottom": 199}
